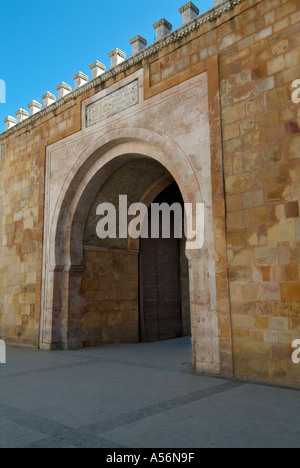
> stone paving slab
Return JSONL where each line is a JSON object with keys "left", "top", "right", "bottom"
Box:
{"left": 0, "top": 337, "right": 299, "bottom": 448}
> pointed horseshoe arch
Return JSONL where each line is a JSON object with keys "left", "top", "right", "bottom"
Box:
{"left": 40, "top": 126, "right": 221, "bottom": 374}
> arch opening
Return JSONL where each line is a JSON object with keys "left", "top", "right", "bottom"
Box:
{"left": 80, "top": 159, "right": 191, "bottom": 347}
{"left": 139, "top": 183, "right": 191, "bottom": 344}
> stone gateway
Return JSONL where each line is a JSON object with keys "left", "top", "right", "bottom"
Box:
{"left": 0, "top": 0, "right": 300, "bottom": 387}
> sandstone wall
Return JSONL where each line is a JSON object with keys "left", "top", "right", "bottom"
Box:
{"left": 143, "top": 0, "right": 300, "bottom": 386}
{"left": 0, "top": 0, "right": 299, "bottom": 385}
{"left": 0, "top": 70, "right": 141, "bottom": 346}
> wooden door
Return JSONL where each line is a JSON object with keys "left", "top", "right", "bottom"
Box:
{"left": 139, "top": 187, "right": 183, "bottom": 342}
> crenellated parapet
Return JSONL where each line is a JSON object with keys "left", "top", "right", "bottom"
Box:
{"left": 1, "top": 0, "right": 246, "bottom": 137}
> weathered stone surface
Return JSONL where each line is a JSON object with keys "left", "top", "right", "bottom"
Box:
{"left": 0, "top": 0, "right": 299, "bottom": 387}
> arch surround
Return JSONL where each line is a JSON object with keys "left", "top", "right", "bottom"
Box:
{"left": 40, "top": 128, "right": 219, "bottom": 373}
{"left": 40, "top": 66, "right": 228, "bottom": 373}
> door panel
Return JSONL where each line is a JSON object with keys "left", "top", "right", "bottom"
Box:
{"left": 139, "top": 187, "right": 183, "bottom": 343}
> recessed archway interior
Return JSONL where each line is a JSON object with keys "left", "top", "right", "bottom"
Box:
{"left": 80, "top": 157, "right": 191, "bottom": 347}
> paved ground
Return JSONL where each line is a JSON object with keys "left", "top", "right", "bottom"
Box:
{"left": 0, "top": 337, "right": 300, "bottom": 448}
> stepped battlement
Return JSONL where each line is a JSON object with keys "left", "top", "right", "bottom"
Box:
{"left": 1, "top": 0, "right": 246, "bottom": 137}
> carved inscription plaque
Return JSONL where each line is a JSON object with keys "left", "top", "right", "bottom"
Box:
{"left": 86, "top": 80, "right": 139, "bottom": 127}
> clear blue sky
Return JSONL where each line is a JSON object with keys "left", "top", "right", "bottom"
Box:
{"left": 0, "top": 0, "right": 213, "bottom": 133}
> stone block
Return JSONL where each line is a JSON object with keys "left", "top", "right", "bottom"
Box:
{"left": 243, "top": 190, "right": 264, "bottom": 209}
{"left": 267, "top": 221, "right": 295, "bottom": 244}
{"left": 222, "top": 102, "right": 246, "bottom": 123}
{"left": 255, "top": 26, "right": 272, "bottom": 41}
{"left": 238, "top": 36, "right": 254, "bottom": 51}
{"left": 285, "top": 49, "right": 299, "bottom": 68}
{"left": 257, "top": 302, "right": 275, "bottom": 317}
{"left": 255, "top": 317, "right": 269, "bottom": 329}
{"left": 265, "top": 87, "right": 289, "bottom": 109}
{"left": 240, "top": 283, "right": 259, "bottom": 302}
{"left": 254, "top": 245, "right": 278, "bottom": 265}
{"left": 263, "top": 142, "right": 281, "bottom": 163}
{"left": 254, "top": 76, "right": 275, "bottom": 95}
{"left": 267, "top": 185, "right": 292, "bottom": 201}
{"left": 275, "top": 301, "right": 300, "bottom": 318}
{"left": 272, "top": 343, "right": 291, "bottom": 360}
{"left": 285, "top": 201, "right": 299, "bottom": 219}
{"left": 252, "top": 168, "right": 273, "bottom": 189}
{"left": 224, "top": 137, "right": 243, "bottom": 153}
{"left": 272, "top": 264, "right": 299, "bottom": 282}
{"left": 232, "top": 314, "right": 255, "bottom": 329}
{"left": 228, "top": 249, "right": 254, "bottom": 267}
{"left": 274, "top": 17, "right": 289, "bottom": 33}
{"left": 278, "top": 330, "right": 299, "bottom": 344}
{"left": 227, "top": 227, "right": 258, "bottom": 247}
{"left": 226, "top": 210, "right": 249, "bottom": 228}
{"left": 256, "top": 110, "right": 279, "bottom": 129}
{"left": 233, "top": 149, "right": 260, "bottom": 174}
{"left": 250, "top": 206, "right": 269, "bottom": 225}
{"left": 220, "top": 33, "right": 243, "bottom": 51}
{"left": 290, "top": 318, "right": 300, "bottom": 331}
{"left": 278, "top": 242, "right": 300, "bottom": 265}
{"left": 250, "top": 329, "right": 264, "bottom": 342}
{"left": 259, "top": 283, "right": 281, "bottom": 301}
{"left": 162, "top": 65, "right": 175, "bottom": 80}
{"left": 244, "top": 131, "right": 262, "bottom": 149}
{"left": 226, "top": 194, "right": 243, "bottom": 212}
{"left": 229, "top": 267, "right": 252, "bottom": 282}
{"left": 267, "top": 55, "right": 285, "bottom": 75}
{"left": 25, "top": 272, "right": 36, "bottom": 285}
{"left": 246, "top": 96, "right": 264, "bottom": 116}
{"left": 269, "top": 317, "right": 289, "bottom": 330}
{"left": 226, "top": 174, "right": 252, "bottom": 194}
{"left": 261, "top": 266, "right": 271, "bottom": 282}
{"left": 281, "top": 282, "right": 300, "bottom": 301}
{"left": 264, "top": 330, "right": 278, "bottom": 343}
